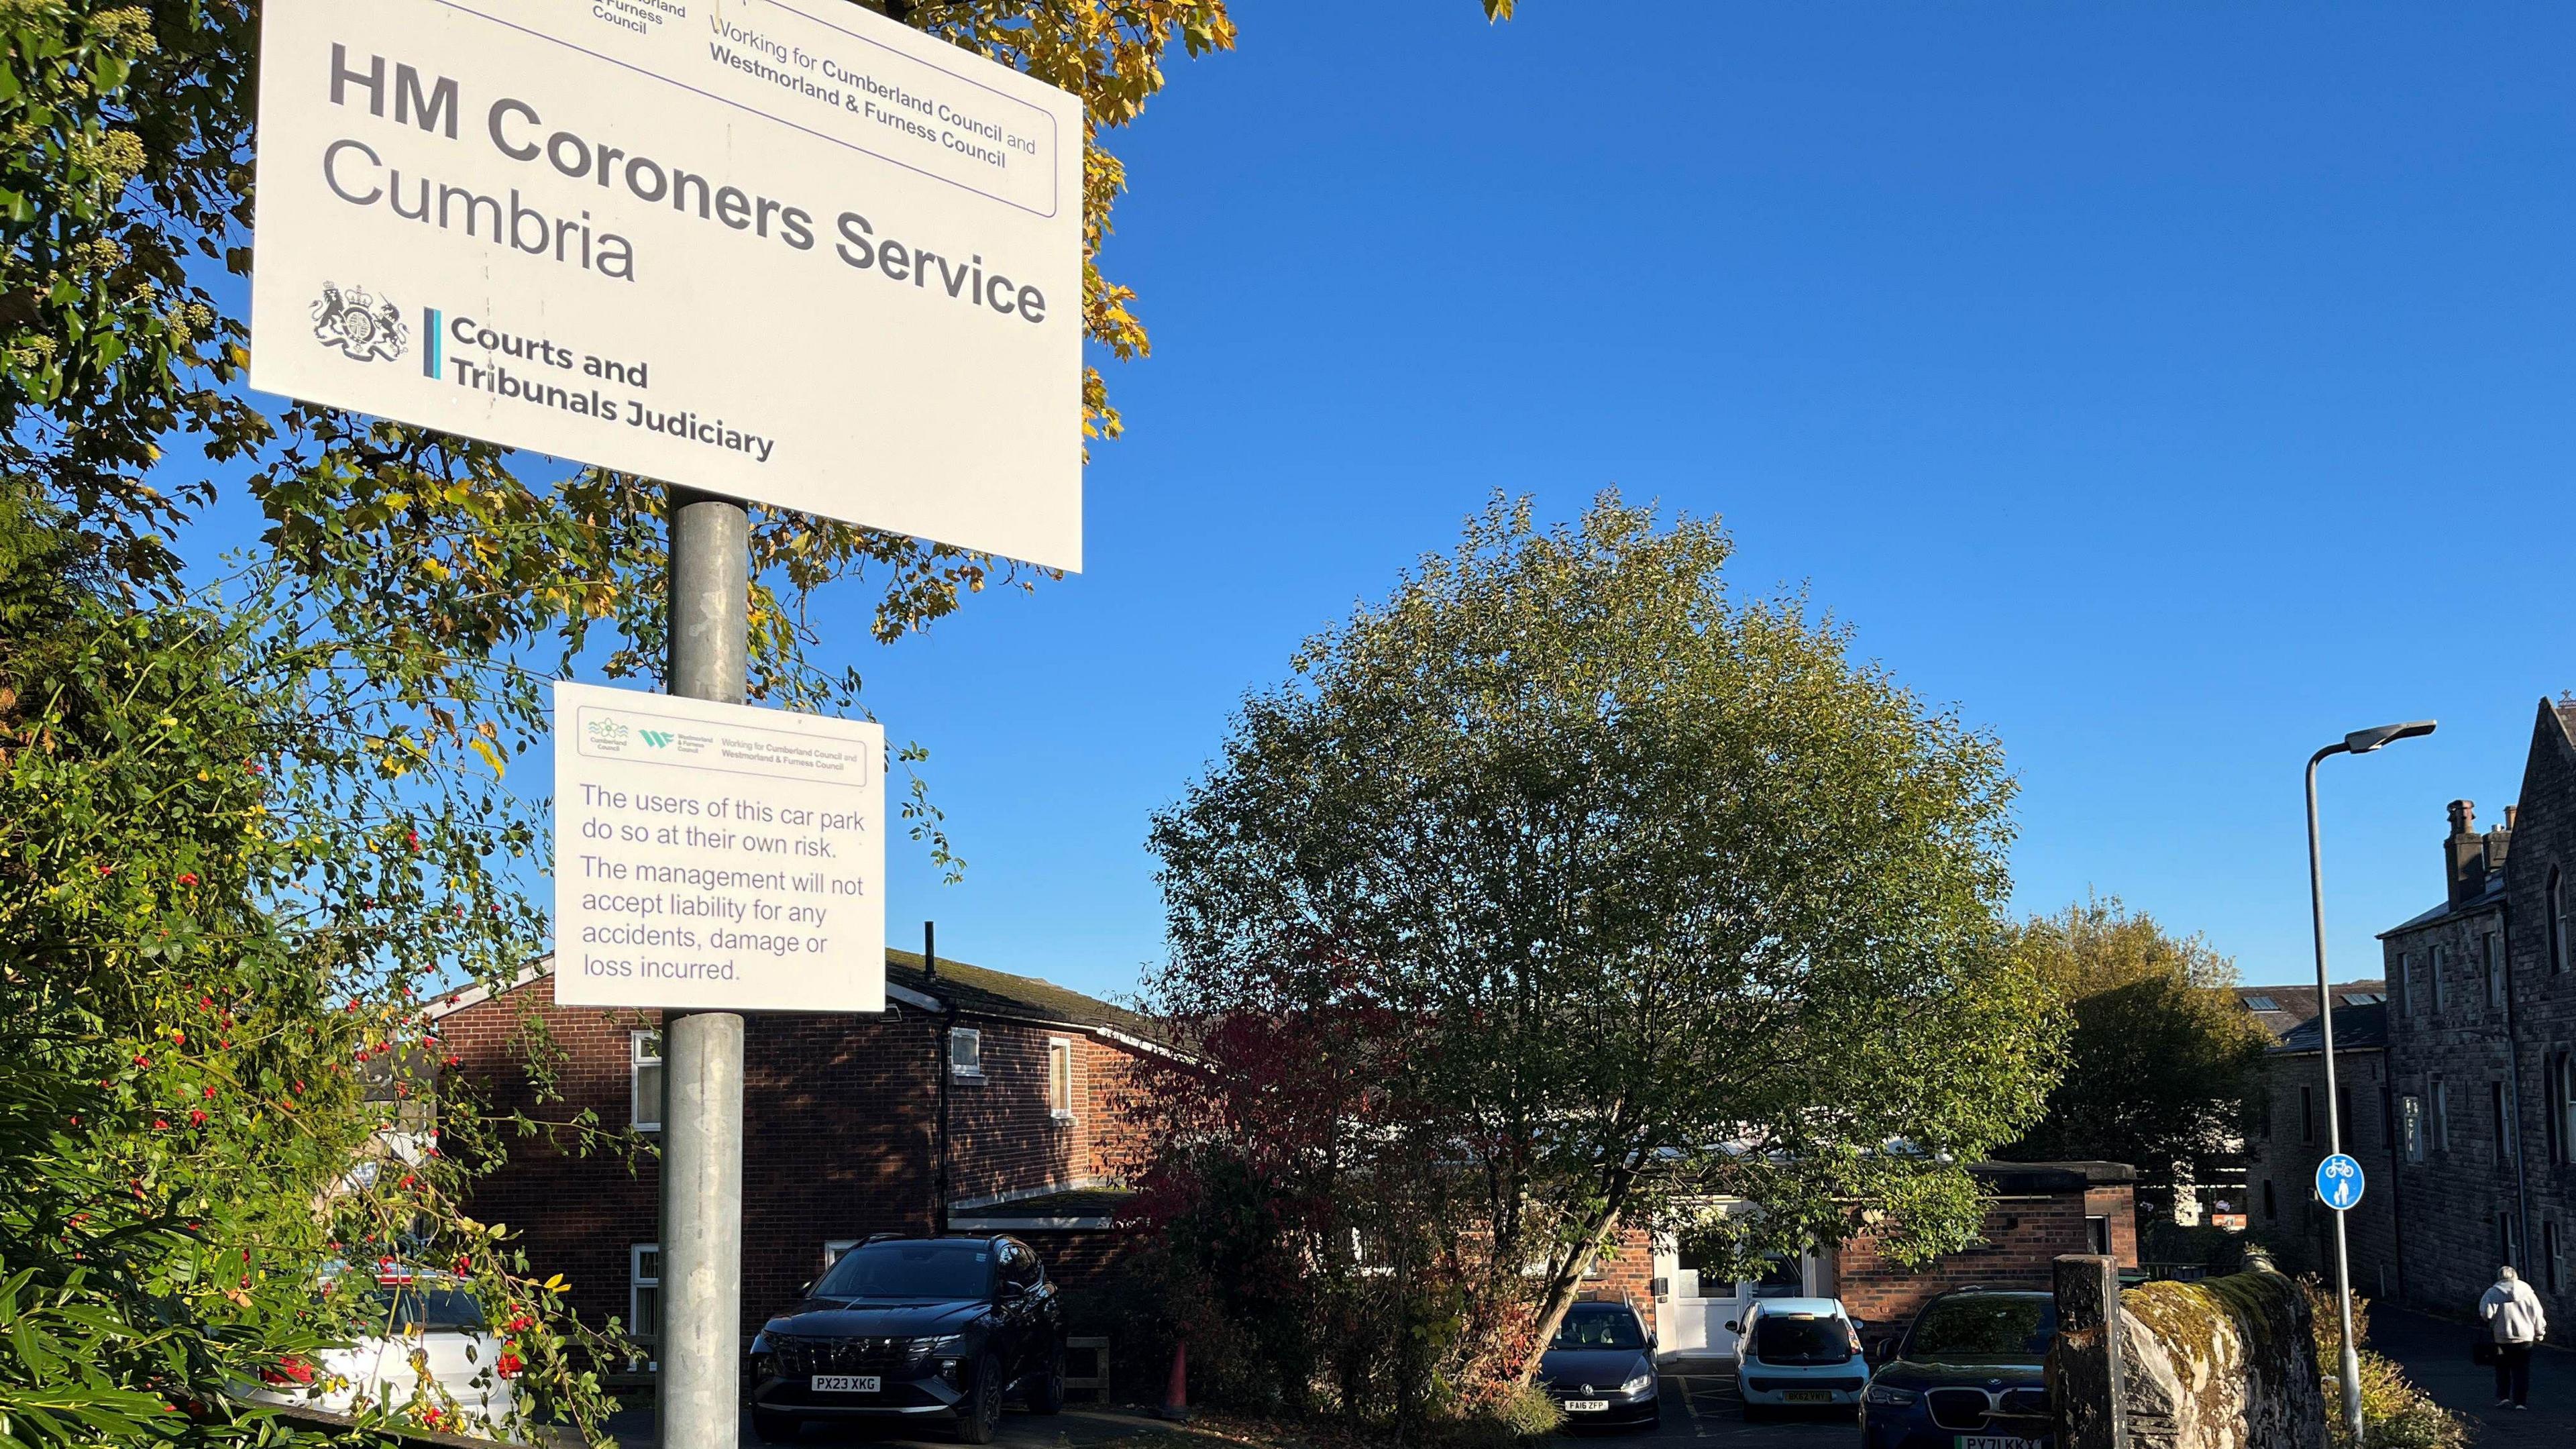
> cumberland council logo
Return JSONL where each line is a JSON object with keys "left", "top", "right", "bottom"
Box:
{"left": 311, "top": 282, "right": 409, "bottom": 364}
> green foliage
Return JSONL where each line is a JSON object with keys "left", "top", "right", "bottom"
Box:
{"left": 2304, "top": 1282, "right": 2469, "bottom": 1449}
{"left": 2001, "top": 899, "right": 2272, "bottom": 1202}
{"left": 1145, "top": 493, "right": 2064, "bottom": 1385}
{"left": 1, "top": 0, "right": 1516, "bottom": 1441}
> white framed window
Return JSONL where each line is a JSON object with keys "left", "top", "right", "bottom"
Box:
{"left": 1047, "top": 1038, "right": 1075, "bottom": 1120}
{"left": 2431, "top": 945, "right": 2449, "bottom": 1012}
{"left": 2553, "top": 1053, "right": 2576, "bottom": 1166}
{"left": 824, "top": 1239, "right": 859, "bottom": 1270}
{"left": 2432, "top": 1079, "right": 2452, "bottom": 1151}
{"left": 2493, "top": 1081, "right": 2514, "bottom": 1160}
{"left": 2399, "top": 953, "right": 2417, "bottom": 1016}
{"left": 2484, "top": 932, "right": 2504, "bottom": 1010}
{"left": 949, "top": 1026, "right": 983, "bottom": 1081}
{"left": 2546, "top": 1221, "right": 2564, "bottom": 1295}
{"left": 631, "top": 1243, "right": 661, "bottom": 1346}
{"left": 2553, "top": 868, "right": 2570, "bottom": 974}
{"left": 631, "top": 1030, "right": 663, "bottom": 1133}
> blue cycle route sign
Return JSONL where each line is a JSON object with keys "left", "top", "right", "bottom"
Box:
{"left": 2315, "top": 1153, "right": 2365, "bottom": 1211}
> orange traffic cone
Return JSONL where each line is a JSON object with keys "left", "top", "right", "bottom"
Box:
{"left": 1157, "top": 1341, "right": 1191, "bottom": 1423}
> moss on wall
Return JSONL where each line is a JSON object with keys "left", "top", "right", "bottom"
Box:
{"left": 2116, "top": 1271, "right": 2327, "bottom": 1449}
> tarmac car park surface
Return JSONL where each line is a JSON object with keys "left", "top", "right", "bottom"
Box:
{"left": 1597, "top": 1370, "right": 1855, "bottom": 1448}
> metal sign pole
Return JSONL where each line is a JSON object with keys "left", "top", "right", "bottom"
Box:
{"left": 2304, "top": 751, "right": 2365, "bottom": 1448}
{"left": 657, "top": 487, "right": 749, "bottom": 1449}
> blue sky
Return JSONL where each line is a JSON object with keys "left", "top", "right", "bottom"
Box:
{"left": 200, "top": 2, "right": 2576, "bottom": 1004}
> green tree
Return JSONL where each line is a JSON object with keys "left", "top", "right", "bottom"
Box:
{"left": 1998, "top": 899, "right": 2272, "bottom": 1217}
{"left": 6, "top": 1, "right": 1535, "bottom": 1439}
{"left": 0, "top": 1, "right": 1343, "bottom": 1442}
{"left": 1147, "top": 494, "right": 2065, "bottom": 1386}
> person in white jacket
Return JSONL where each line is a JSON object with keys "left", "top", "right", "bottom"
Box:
{"left": 2481, "top": 1265, "right": 2548, "bottom": 1409}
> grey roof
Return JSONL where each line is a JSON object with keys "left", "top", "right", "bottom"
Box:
{"left": 885, "top": 949, "right": 1161, "bottom": 1042}
{"left": 430, "top": 951, "right": 1171, "bottom": 1047}
{"left": 1970, "top": 1161, "right": 2133, "bottom": 1194}
{"left": 947, "top": 1187, "right": 1137, "bottom": 1232}
{"left": 2272, "top": 1000, "right": 2387, "bottom": 1055}
{"left": 2235, "top": 981, "right": 2387, "bottom": 1040}
{"left": 2379, "top": 873, "right": 2506, "bottom": 938}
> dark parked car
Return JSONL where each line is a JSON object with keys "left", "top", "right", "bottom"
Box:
{"left": 1536, "top": 1299, "right": 1662, "bottom": 1430}
{"left": 746, "top": 1236, "right": 1065, "bottom": 1444}
{"left": 1860, "top": 1289, "right": 2057, "bottom": 1449}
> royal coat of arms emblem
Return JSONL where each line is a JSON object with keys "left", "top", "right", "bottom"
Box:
{"left": 311, "top": 282, "right": 409, "bottom": 363}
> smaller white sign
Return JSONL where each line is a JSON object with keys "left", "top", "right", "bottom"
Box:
{"left": 552, "top": 680, "right": 884, "bottom": 1012}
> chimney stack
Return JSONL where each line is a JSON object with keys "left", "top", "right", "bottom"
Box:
{"left": 2486, "top": 807, "right": 2516, "bottom": 877}
{"left": 2447, "top": 800, "right": 2487, "bottom": 906}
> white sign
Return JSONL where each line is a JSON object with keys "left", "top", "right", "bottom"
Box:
{"left": 552, "top": 681, "right": 885, "bottom": 1012}
{"left": 251, "top": 0, "right": 1084, "bottom": 570}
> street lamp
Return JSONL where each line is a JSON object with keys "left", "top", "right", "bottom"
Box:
{"left": 2305, "top": 718, "right": 2436, "bottom": 1446}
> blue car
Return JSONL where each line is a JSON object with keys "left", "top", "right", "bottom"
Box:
{"left": 1859, "top": 1289, "right": 2057, "bottom": 1449}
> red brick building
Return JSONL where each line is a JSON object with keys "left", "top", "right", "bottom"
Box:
{"left": 433, "top": 949, "right": 1167, "bottom": 1346}
{"left": 1597, "top": 1161, "right": 2137, "bottom": 1355}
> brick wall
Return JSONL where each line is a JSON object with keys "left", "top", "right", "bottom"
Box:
{"left": 2086, "top": 1185, "right": 2140, "bottom": 1265}
{"left": 1589, "top": 1229, "right": 1656, "bottom": 1309}
{"left": 437, "top": 973, "right": 1154, "bottom": 1338}
{"left": 1833, "top": 1193, "right": 2093, "bottom": 1326}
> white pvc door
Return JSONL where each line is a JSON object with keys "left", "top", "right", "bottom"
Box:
{"left": 1652, "top": 1242, "right": 1750, "bottom": 1358}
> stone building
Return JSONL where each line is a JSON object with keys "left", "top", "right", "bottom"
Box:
{"left": 2210, "top": 979, "right": 2385, "bottom": 1230}
{"left": 2245, "top": 1001, "right": 2398, "bottom": 1293}
{"left": 2378, "top": 698, "right": 2576, "bottom": 1318}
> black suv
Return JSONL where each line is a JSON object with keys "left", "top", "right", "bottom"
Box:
{"left": 747, "top": 1236, "right": 1066, "bottom": 1444}
{"left": 1860, "top": 1289, "right": 2057, "bottom": 1449}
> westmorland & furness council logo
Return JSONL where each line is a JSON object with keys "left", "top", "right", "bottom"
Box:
{"left": 312, "top": 282, "right": 409, "bottom": 364}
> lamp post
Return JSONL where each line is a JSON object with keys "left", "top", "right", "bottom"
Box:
{"left": 2306, "top": 718, "right": 2436, "bottom": 1447}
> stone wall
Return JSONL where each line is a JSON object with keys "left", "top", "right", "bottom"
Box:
{"left": 2112, "top": 1268, "right": 2327, "bottom": 1449}
{"left": 2382, "top": 700, "right": 2576, "bottom": 1320}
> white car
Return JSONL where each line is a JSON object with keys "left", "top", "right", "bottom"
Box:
{"left": 247, "top": 1270, "right": 519, "bottom": 1433}
{"left": 1727, "top": 1297, "right": 1870, "bottom": 1418}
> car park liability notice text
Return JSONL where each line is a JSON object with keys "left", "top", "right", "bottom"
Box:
{"left": 553, "top": 680, "right": 885, "bottom": 1012}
